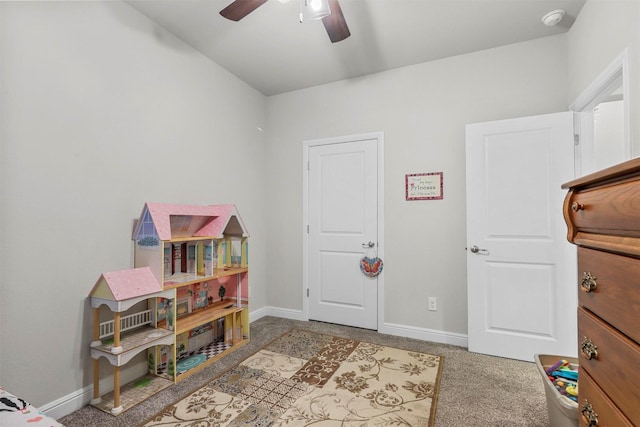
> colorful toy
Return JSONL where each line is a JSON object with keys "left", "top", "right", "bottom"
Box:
{"left": 545, "top": 359, "right": 569, "bottom": 375}
{"left": 553, "top": 378, "right": 578, "bottom": 402}
{"left": 551, "top": 369, "right": 578, "bottom": 381}
{"left": 545, "top": 358, "right": 579, "bottom": 403}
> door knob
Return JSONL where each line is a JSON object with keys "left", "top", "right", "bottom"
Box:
{"left": 362, "top": 241, "right": 375, "bottom": 248}
{"left": 469, "top": 245, "right": 489, "bottom": 255}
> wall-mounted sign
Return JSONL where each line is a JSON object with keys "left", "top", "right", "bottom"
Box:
{"left": 405, "top": 172, "right": 443, "bottom": 201}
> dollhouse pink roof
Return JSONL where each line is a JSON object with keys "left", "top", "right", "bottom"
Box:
{"left": 89, "top": 267, "right": 162, "bottom": 301}
{"left": 132, "top": 202, "right": 248, "bottom": 241}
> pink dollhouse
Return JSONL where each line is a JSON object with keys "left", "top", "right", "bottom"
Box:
{"left": 88, "top": 267, "right": 174, "bottom": 415}
{"left": 88, "top": 202, "right": 250, "bottom": 415}
{"left": 131, "top": 203, "right": 250, "bottom": 381}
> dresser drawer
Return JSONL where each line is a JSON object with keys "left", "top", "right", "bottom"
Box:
{"left": 565, "top": 177, "right": 640, "bottom": 238}
{"left": 578, "top": 369, "right": 634, "bottom": 427}
{"left": 578, "top": 247, "right": 640, "bottom": 344}
{"left": 578, "top": 308, "right": 640, "bottom": 425}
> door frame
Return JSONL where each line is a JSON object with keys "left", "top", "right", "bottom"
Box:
{"left": 302, "top": 131, "right": 385, "bottom": 330}
{"left": 570, "top": 48, "right": 631, "bottom": 177}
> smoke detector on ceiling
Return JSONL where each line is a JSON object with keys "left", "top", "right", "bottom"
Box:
{"left": 541, "top": 9, "right": 565, "bottom": 26}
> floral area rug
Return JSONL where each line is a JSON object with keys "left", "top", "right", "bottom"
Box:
{"left": 141, "top": 329, "right": 443, "bottom": 426}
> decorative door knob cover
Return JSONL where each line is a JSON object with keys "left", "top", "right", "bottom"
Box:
{"left": 360, "top": 256, "right": 383, "bottom": 278}
{"left": 360, "top": 241, "right": 382, "bottom": 278}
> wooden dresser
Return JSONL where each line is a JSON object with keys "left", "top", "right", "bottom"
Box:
{"left": 562, "top": 158, "right": 640, "bottom": 426}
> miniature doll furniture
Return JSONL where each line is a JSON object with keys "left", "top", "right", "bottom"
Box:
{"left": 132, "top": 202, "right": 250, "bottom": 384}
{"left": 88, "top": 267, "right": 175, "bottom": 415}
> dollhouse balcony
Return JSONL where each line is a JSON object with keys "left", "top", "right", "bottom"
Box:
{"left": 90, "top": 327, "right": 174, "bottom": 366}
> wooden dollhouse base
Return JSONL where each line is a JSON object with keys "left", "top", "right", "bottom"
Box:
{"left": 91, "top": 374, "right": 173, "bottom": 416}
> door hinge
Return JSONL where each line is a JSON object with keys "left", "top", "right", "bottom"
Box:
{"left": 307, "top": 288, "right": 309, "bottom": 297}
{"left": 307, "top": 224, "right": 309, "bottom": 233}
{"left": 307, "top": 161, "right": 310, "bottom": 171}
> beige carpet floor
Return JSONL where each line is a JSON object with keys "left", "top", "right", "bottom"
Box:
{"left": 59, "top": 316, "right": 551, "bottom": 426}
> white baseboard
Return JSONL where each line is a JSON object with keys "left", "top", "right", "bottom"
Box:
{"left": 39, "top": 385, "right": 89, "bottom": 420}
{"left": 261, "top": 306, "right": 307, "bottom": 321}
{"left": 248, "top": 306, "right": 268, "bottom": 322}
{"left": 40, "top": 362, "right": 148, "bottom": 419}
{"left": 43, "top": 308, "right": 465, "bottom": 419}
{"left": 254, "top": 306, "right": 467, "bottom": 347}
{"left": 380, "top": 322, "right": 468, "bottom": 348}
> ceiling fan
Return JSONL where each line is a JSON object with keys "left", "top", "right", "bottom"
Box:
{"left": 220, "top": 0, "right": 351, "bottom": 43}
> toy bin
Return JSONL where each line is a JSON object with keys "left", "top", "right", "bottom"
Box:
{"left": 534, "top": 354, "right": 578, "bottom": 427}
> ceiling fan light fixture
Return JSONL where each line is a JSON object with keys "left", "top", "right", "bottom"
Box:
{"left": 300, "top": 0, "right": 331, "bottom": 22}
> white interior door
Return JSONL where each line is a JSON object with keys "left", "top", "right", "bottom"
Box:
{"left": 304, "top": 134, "right": 382, "bottom": 330}
{"left": 465, "top": 112, "right": 577, "bottom": 361}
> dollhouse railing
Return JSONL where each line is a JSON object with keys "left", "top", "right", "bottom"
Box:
{"left": 98, "top": 309, "right": 152, "bottom": 339}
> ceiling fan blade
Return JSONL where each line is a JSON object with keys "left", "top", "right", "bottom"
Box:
{"left": 322, "top": 0, "right": 350, "bottom": 43}
{"left": 220, "top": 0, "right": 269, "bottom": 21}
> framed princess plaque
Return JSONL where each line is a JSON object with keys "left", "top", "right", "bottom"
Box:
{"left": 405, "top": 172, "right": 443, "bottom": 201}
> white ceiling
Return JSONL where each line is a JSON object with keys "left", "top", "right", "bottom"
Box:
{"left": 126, "top": 0, "right": 586, "bottom": 96}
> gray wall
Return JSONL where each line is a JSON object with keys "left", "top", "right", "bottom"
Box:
{"left": 263, "top": 0, "right": 640, "bottom": 344}
{"left": 1, "top": 0, "right": 639, "bottom": 416}
{"left": 264, "top": 35, "right": 570, "bottom": 337}
{"left": 0, "top": 1, "right": 267, "bottom": 407}
{"left": 566, "top": 0, "right": 640, "bottom": 156}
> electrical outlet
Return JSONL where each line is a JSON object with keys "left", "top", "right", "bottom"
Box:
{"left": 428, "top": 297, "right": 437, "bottom": 311}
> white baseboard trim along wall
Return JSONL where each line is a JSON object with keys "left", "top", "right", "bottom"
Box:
{"left": 258, "top": 306, "right": 469, "bottom": 348}
{"left": 40, "top": 362, "right": 149, "bottom": 419}
{"left": 43, "top": 307, "right": 467, "bottom": 419}
{"left": 379, "top": 322, "right": 468, "bottom": 348}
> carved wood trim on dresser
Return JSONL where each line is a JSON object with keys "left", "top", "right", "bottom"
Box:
{"left": 562, "top": 157, "right": 640, "bottom": 427}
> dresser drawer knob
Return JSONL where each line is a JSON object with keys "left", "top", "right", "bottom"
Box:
{"left": 571, "top": 201, "right": 585, "bottom": 212}
{"left": 580, "top": 272, "right": 597, "bottom": 293}
{"left": 580, "top": 337, "right": 599, "bottom": 360}
{"left": 581, "top": 401, "right": 599, "bottom": 427}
